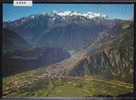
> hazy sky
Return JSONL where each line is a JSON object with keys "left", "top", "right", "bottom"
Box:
{"left": 3, "top": 4, "right": 134, "bottom": 21}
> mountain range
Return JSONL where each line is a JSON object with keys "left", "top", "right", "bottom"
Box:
{"left": 2, "top": 11, "right": 134, "bottom": 97}
{"left": 3, "top": 11, "right": 129, "bottom": 50}
{"left": 3, "top": 11, "right": 133, "bottom": 83}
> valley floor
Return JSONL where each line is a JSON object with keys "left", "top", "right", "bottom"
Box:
{"left": 3, "top": 68, "right": 133, "bottom": 97}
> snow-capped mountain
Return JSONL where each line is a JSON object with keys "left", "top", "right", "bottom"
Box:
{"left": 51, "top": 11, "right": 107, "bottom": 19}
{"left": 3, "top": 10, "right": 133, "bottom": 85}
{"left": 4, "top": 11, "right": 108, "bottom": 25}
{"left": 3, "top": 11, "right": 128, "bottom": 50}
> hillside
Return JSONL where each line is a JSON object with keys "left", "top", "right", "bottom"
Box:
{"left": 2, "top": 47, "right": 70, "bottom": 77}
{"left": 69, "top": 23, "right": 134, "bottom": 83}
{"left": 2, "top": 28, "right": 31, "bottom": 52}
{"left": 3, "top": 70, "right": 133, "bottom": 97}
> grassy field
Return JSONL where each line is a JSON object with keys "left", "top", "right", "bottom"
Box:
{"left": 3, "top": 69, "right": 133, "bottom": 97}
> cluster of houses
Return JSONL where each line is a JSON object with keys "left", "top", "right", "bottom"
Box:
{"left": 38, "top": 68, "right": 67, "bottom": 81}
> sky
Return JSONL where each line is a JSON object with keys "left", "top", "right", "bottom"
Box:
{"left": 3, "top": 4, "right": 134, "bottom": 21}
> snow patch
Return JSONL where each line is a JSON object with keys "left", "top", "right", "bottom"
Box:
{"left": 56, "top": 11, "right": 107, "bottom": 19}
{"left": 31, "top": 16, "right": 35, "bottom": 19}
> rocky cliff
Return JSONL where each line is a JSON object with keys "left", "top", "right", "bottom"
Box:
{"left": 69, "top": 23, "right": 133, "bottom": 83}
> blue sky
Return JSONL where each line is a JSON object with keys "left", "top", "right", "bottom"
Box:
{"left": 3, "top": 4, "right": 134, "bottom": 21}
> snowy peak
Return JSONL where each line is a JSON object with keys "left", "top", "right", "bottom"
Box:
{"left": 54, "top": 11, "right": 107, "bottom": 19}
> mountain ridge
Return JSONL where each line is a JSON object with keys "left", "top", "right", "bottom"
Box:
{"left": 3, "top": 11, "right": 131, "bottom": 51}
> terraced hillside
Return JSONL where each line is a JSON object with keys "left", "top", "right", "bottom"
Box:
{"left": 3, "top": 69, "right": 133, "bottom": 97}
